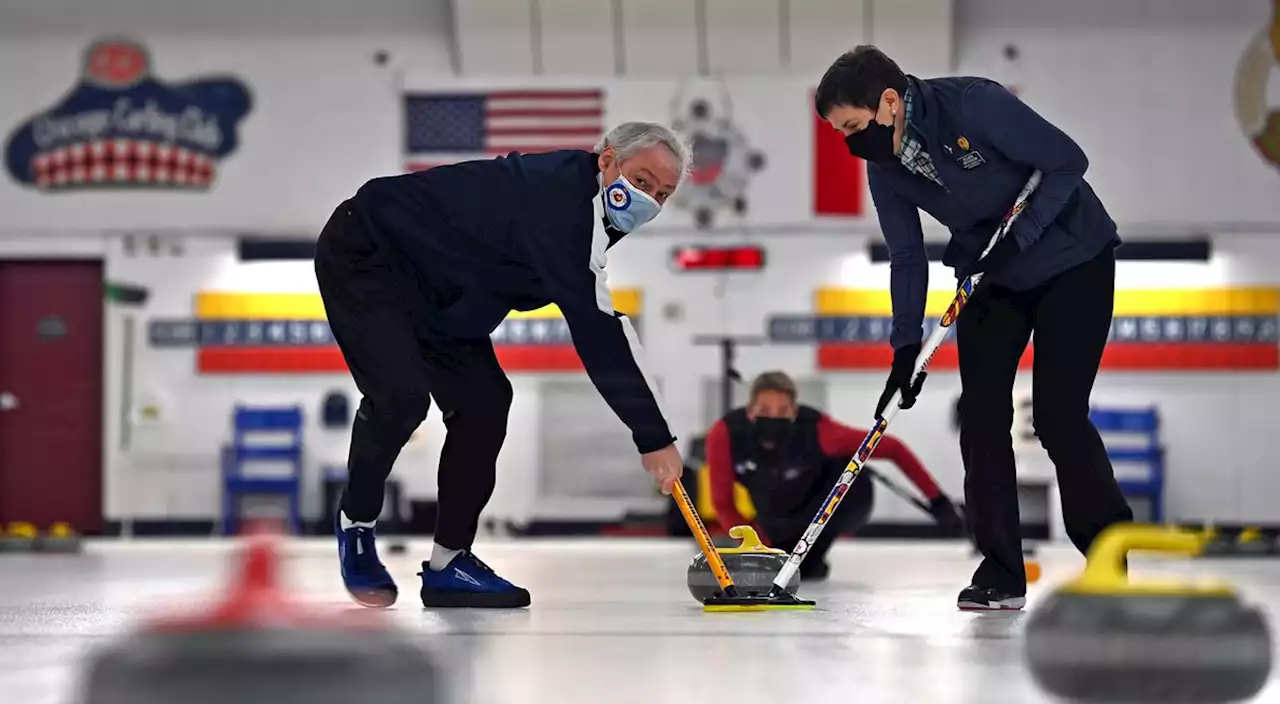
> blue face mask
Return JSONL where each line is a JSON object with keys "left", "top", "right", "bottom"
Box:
{"left": 602, "top": 174, "right": 662, "bottom": 233}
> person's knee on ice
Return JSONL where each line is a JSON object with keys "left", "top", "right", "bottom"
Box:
{"left": 806, "top": 477, "right": 876, "bottom": 581}
{"left": 839, "top": 475, "right": 875, "bottom": 535}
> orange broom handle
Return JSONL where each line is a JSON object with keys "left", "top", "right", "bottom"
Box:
{"left": 671, "top": 480, "right": 737, "bottom": 594}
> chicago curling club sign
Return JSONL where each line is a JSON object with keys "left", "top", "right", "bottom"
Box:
{"left": 3, "top": 38, "right": 252, "bottom": 192}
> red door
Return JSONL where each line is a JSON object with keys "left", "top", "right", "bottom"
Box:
{"left": 0, "top": 261, "right": 104, "bottom": 534}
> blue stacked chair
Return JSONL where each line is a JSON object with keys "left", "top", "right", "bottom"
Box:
{"left": 220, "top": 405, "right": 304, "bottom": 535}
{"left": 1089, "top": 406, "right": 1165, "bottom": 523}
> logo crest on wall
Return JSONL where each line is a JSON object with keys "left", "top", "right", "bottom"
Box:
{"left": 1235, "top": 8, "right": 1280, "bottom": 170}
{"left": 668, "top": 79, "right": 766, "bottom": 230}
{"left": 3, "top": 38, "right": 252, "bottom": 192}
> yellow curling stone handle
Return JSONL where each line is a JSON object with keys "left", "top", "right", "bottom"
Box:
{"left": 6, "top": 521, "right": 37, "bottom": 538}
{"left": 717, "top": 525, "right": 787, "bottom": 556}
{"left": 1239, "top": 526, "right": 1264, "bottom": 544}
{"left": 1066, "top": 523, "right": 1235, "bottom": 597}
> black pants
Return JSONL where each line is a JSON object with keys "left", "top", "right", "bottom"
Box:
{"left": 314, "top": 201, "right": 513, "bottom": 550}
{"left": 957, "top": 246, "right": 1133, "bottom": 594}
{"left": 759, "top": 465, "right": 875, "bottom": 564}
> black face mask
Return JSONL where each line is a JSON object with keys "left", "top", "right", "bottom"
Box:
{"left": 844, "top": 120, "right": 896, "bottom": 163}
{"left": 754, "top": 417, "right": 794, "bottom": 447}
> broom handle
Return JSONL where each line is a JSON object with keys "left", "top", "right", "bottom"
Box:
{"left": 671, "top": 480, "right": 739, "bottom": 596}
{"left": 865, "top": 467, "right": 933, "bottom": 515}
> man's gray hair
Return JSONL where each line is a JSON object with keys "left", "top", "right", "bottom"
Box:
{"left": 595, "top": 122, "right": 692, "bottom": 177}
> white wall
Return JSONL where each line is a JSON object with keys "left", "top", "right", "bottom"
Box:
{"left": 956, "top": 0, "right": 1280, "bottom": 229}
{"left": 0, "top": 0, "right": 449, "bottom": 37}
{"left": 450, "top": 0, "right": 953, "bottom": 78}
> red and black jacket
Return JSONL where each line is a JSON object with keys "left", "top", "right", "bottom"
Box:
{"left": 705, "top": 405, "right": 940, "bottom": 538}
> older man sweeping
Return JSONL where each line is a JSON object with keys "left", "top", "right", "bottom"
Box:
{"left": 315, "top": 122, "right": 691, "bottom": 609}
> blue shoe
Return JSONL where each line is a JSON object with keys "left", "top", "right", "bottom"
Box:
{"left": 335, "top": 510, "right": 398, "bottom": 608}
{"left": 418, "top": 551, "right": 531, "bottom": 608}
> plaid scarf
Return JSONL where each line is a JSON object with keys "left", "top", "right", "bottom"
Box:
{"left": 898, "top": 87, "right": 943, "bottom": 187}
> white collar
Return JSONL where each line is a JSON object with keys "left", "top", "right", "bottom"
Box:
{"left": 594, "top": 172, "right": 605, "bottom": 222}
{"left": 590, "top": 173, "right": 611, "bottom": 273}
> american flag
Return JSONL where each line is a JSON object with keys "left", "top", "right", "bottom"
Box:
{"left": 403, "top": 89, "right": 605, "bottom": 171}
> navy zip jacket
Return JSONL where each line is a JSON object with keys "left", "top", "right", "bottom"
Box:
{"left": 868, "top": 76, "right": 1120, "bottom": 350}
{"left": 350, "top": 149, "right": 675, "bottom": 454}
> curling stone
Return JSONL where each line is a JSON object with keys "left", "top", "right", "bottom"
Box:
{"left": 1199, "top": 526, "right": 1236, "bottom": 557}
{"left": 688, "top": 525, "right": 799, "bottom": 603}
{"left": 1233, "top": 526, "right": 1272, "bottom": 556}
{"left": 1200, "top": 526, "right": 1272, "bottom": 558}
{"left": 36, "top": 522, "right": 83, "bottom": 553}
{"left": 1024, "top": 524, "right": 1271, "bottom": 703}
{"left": 76, "top": 529, "right": 442, "bottom": 704}
{"left": 0, "top": 521, "right": 37, "bottom": 552}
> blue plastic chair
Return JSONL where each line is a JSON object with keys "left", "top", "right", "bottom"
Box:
{"left": 1089, "top": 406, "right": 1164, "bottom": 523}
{"left": 220, "top": 405, "right": 304, "bottom": 535}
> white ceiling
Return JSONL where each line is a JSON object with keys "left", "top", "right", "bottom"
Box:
{"left": 0, "top": 0, "right": 452, "bottom": 37}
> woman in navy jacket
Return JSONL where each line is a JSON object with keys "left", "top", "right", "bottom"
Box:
{"left": 814, "top": 46, "right": 1133, "bottom": 611}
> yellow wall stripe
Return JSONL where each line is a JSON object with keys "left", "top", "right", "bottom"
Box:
{"left": 197, "top": 289, "right": 642, "bottom": 321}
{"left": 815, "top": 289, "right": 901, "bottom": 316}
{"left": 817, "top": 287, "right": 1280, "bottom": 316}
{"left": 1111, "top": 288, "right": 1279, "bottom": 315}
{"left": 197, "top": 293, "right": 329, "bottom": 320}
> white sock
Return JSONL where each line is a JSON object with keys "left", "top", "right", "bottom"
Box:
{"left": 340, "top": 510, "right": 376, "bottom": 531}
{"left": 429, "top": 543, "right": 462, "bottom": 571}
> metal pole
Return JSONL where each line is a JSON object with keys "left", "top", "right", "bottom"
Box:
{"left": 720, "top": 337, "right": 733, "bottom": 417}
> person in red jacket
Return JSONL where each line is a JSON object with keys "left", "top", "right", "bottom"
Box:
{"left": 706, "top": 371, "right": 963, "bottom": 580}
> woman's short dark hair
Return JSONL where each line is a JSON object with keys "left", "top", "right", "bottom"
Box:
{"left": 814, "top": 45, "right": 908, "bottom": 119}
{"left": 749, "top": 371, "right": 798, "bottom": 405}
